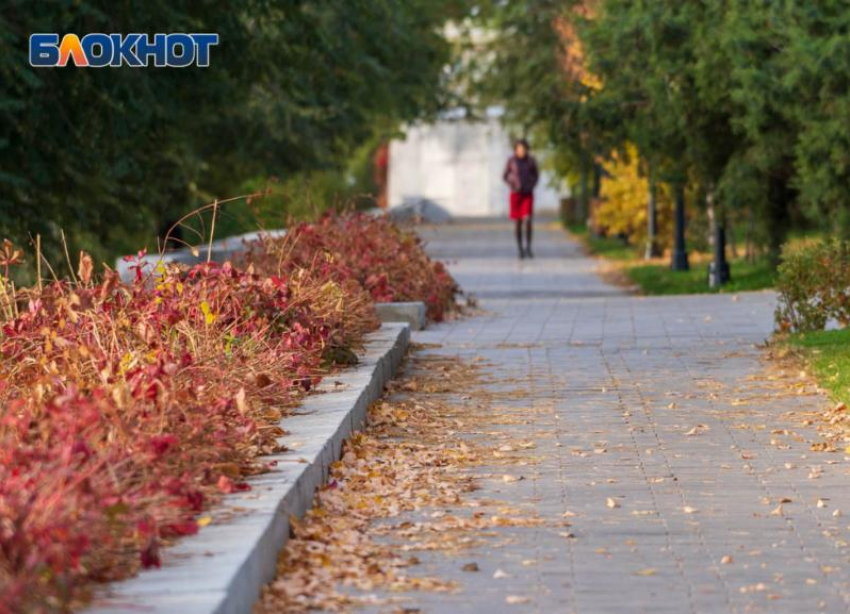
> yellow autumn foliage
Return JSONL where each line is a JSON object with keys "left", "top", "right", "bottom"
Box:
{"left": 594, "top": 145, "right": 673, "bottom": 253}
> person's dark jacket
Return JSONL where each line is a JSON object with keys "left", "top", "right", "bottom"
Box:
{"left": 503, "top": 155, "right": 539, "bottom": 194}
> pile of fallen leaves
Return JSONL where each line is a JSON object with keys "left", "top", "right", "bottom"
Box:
{"left": 0, "top": 231, "right": 381, "bottom": 611}
{"left": 244, "top": 212, "right": 459, "bottom": 322}
{"left": 255, "top": 356, "right": 481, "bottom": 613}
{"left": 255, "top": 352, "right": 555, "bottom": 614}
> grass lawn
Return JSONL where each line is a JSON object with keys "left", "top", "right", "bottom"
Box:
{"left": 566, "top": 223, "right": 775, "bottom": 295}
{"left": 566, "top": 223, "right": 635, "bottom": 261}
{"left": 786, "top": 328, "right": 850, "bottom": 405}
{"left": 625, "top": 256, "right": 775, "bottom": 295}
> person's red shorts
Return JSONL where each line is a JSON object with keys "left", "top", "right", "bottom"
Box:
{"left": 509, "top": 192, "right": 534, "bottom": 220}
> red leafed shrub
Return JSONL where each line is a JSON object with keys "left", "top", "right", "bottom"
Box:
{"left": 0, "top": 238, "right": 379, "bottom": 611}
{"left": 245, "top": 212, "right": 459, "bottom": 321}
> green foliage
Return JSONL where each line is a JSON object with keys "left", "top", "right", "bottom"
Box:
{"left": 476, "top": 1, "right": 602, "bottom": 181}
{"left": 567, "top": 223, "right": 633, "bottom": 261}
{"left": 786, "top": 328, "right": 850, "bottom": 405}
{"left": 584, "top": 0, "right": 695, "bottom": 183}
{"left": 0, "top": 1, "right": 457, "bottom": 265}
{"left": 777, "top": 3, "right": 850, "bottom": 236}
{"left": 205, "top": 139, "right": 383, "bottom": 243}
{"left": 626, "top": 258, "right": 774, "bottom": 296}
{"left": 775, "top": 240, "right": 850, "bottom": 332}
{"left": 481, "top": 0, "right": 850, "bottom": 269}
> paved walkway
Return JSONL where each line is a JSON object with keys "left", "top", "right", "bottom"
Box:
{"left": 391, "top": 220, "right": 848, "bottom": 614}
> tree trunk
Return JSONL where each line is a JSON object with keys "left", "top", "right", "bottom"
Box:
{"left": 645, "top": 166, "right": 660, "bottom": 259}
{"left": 707, "top": 187, "right": 730, "bottom": 288}
{"left": 746, "top": 204, "right": 755, "bottom": 263}
{"left": 728, "top": 224, "right": 738, "bottom": 259}
{"left": 579, "top": 159, "right": 590, "bottom": 227}
{"left": 766, "top": 169, "right": 793, "bottom": 269}
{"left": 706, "top": 194, "right": 715, "bottom": 249}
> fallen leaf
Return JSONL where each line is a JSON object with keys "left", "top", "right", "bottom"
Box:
{"left": 607, "top": 497, "right": 620, "bottom": 509}
{"left": 739, "top": 583, "right": 768, "bottom": 593}
{"left": 720, "top": 555, "right": 733, "bottom": 565}
{"left": 462, "top": 562, "right": 479, "bottom": 572}
{"left": 685, "top": 424, "right": 709, "bottom": 436}
{"left": 505, "top": 596, "right": 530, "bottom": 605}
{"left": 493, "top": 569, "right": 509, "bottom": 579}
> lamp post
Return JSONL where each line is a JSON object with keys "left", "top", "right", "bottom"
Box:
{"left": 671, "top": 183, "right": 689, "bottom": 271}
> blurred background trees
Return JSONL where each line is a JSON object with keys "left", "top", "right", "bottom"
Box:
{"left": 476, "top": 0, "right": 850, "bottom": 279}
{"left": 5, "top": 0, "right": 850, "bottom": 282}
{"left": 0, "top": 0, "right": 462, "bottom": 267}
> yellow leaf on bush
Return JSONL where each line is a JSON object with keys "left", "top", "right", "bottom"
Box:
{"left": 200, "top": 300, "right": 216, "bottom": 325}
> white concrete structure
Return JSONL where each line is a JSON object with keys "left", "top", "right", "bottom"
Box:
{"left": 388, "top": 111, "right": 564, "bottom": 219}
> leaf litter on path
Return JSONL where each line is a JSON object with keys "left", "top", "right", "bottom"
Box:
{"left": 255, "top": 351, "right": 553, "bottom": 613}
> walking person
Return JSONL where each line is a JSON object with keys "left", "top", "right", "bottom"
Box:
{"left": 503, "top": 139, "right": 539, "bottom": 259}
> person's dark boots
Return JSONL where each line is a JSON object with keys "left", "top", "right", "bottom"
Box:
{"left": 525, "top": 220, "right": 533, "bottom": 258}
{"left": 526, "top": 246, "right": 534, "bottom": 258}
{"left": 515, "top": 221, "right": 525, "bottom": 259}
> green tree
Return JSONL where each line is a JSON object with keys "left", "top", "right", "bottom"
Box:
{"left": 0, "top": 0, "right": 457, "bottom": 266}
{"left": 477, "top": 0, "right": 605, "bottom": 220}
{"left": 716, "top": 0, "right": 799, "bottom": 267}
{"left": 585, "top": 0, "right": 700, "bottom": 269}
{"left": 781, "top": 1, "right": 850, "bottom": 237}
{"left": 483, "top": 0, "right": 824, "bottom": 272}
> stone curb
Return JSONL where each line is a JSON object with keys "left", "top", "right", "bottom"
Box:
{"left": 86, "top": 323, "right": 411, "bottom": 614}
{"left": 374, "top": 301, "right": 427, "bottom": 331}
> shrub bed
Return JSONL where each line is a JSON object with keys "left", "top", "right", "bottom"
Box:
{"left": 245, "top": 212, "right": 459, "bottom": 322}
{"left": 775, "top": 240, "right": 850, "bottom": 332}
{"left": 0, "top": 213, "right": 456, "bottom": 612}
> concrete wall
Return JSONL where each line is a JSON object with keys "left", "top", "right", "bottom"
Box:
{"left": 388, "top": 116, "right": 564, "bottom": 218}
